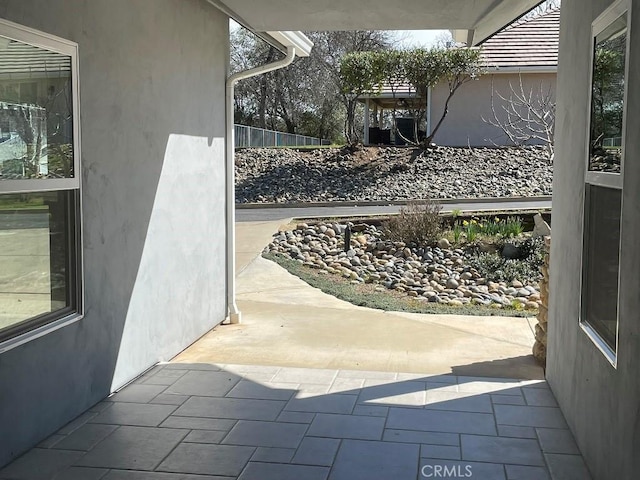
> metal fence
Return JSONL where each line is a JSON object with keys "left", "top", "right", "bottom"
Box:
{"left": 603, "top": 136, "right": 622, "bottom": 147}
{"left": 234, "top": 124, "right": 330, "bottom": 148}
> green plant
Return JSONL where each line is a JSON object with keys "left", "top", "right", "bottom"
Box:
{"left": 500, "top": 216, "right": 524, "bottom": 238}
{"left": 452, "top": 221, "right": 463, "bottom": 243}
{"left": 463, "top": 219, "right": 479, "bottom": 242}
{"left": 382, "top": 200, "right": 443, "bottom": 246}
{"left": 451, "top": 209, "right": 462, "bottom": 219}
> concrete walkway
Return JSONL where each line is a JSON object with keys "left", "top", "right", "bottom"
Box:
{"left": 177, "top": 220, "right": 543, "bottom": 379}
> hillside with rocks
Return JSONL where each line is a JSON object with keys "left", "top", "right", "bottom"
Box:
{"left": 235, "top": 146, "right": 553, "bottom": 204}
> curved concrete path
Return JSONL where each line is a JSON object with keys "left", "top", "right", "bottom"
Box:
{"left": 175, "top": 221, "right": 543, "bottom": 380}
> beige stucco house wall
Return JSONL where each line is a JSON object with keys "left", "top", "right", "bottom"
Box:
{"left": 431, "top": 71, "right": 556, "bottom": 147}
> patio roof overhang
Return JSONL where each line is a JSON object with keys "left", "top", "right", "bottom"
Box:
{"left": 211, "top": 0, "right": 545, "bottom": 46}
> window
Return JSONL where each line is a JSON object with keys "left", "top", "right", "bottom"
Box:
{"left": 581, "top": 0, "right": 629, "bottom": 364}
{"left": 0, "top": 19, "right": 81, "bottom": 348}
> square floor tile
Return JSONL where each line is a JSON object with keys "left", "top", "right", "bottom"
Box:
{"left": 357, "top": 381, "right": 425, "bottom": 407}
{"left": 425, "top": 391, "right": 493, "bottom": 413}
{"left": 162, "top": 363, "right": 221, "bottom": 371}
{"left": 292, "top": 437, "right": 340, "bottom": 466}
{"left": 109, "top": 385, "right": 167, "bottom": 403}
{"left": 523, "top": 388, "right": 558, "bottom": 407}
{"left": 238, "top": 462, "right": 328, "bottom": 480}
{"left": 76, "top": 426, "right": 187, "bottom": 471}
{"left": 498, "top": 425, "right": 537, "bottom": 439}
{"left": 141, "top": 369, "right": 187, "bottom": 386}
{"left": 223, "top": 420, "right": 307, "bottom": 448}
{"left": 352, "top": 405, "right": 389, "bottom": 417}
{"left": 492, "top": 394, "right": 526, "bottom": 406}
{"left": 328, "top": 378, "right": 364, "bottom": 394}
{"left": 456, "top": 377, "right": 523, "bottom": 395}
{"left": 251, "top": 447, "right": 296, "bottom": 463}
{"left": 494, "top": 405, "right": 568, "bottom": 429}
{"left": 226, "top": 380, "right": 295, "bottom": 401}
{"left": 52, "top": 466, "right": 109, "bottom": 479}
{"left": 505, "top": 464, "right": 551, "bottom": 479}
{"left": 90, "top": 403, "right": 176, "bottom": 427}
{"left": 420, "top": 444, "right": 461, "bottom": 460}
{"left": 159, "top": 416, "right": 236, "bottom": 431}
{"left": 461, "top": 434, "right": 545, "bottom": 466}
{"left": 149, "top": 394, "right": 190, "bottom": 406}
{"left": 174, "top": 397, "right": 286, "bottom": 421}
{"left": 157, "top": 443, "right": 254, "bottom": 476}
{"left": 308, "top": 414, "right": 385, "bottom": 440}
{"left": 58, "top": 411, "right": 98, "bottom": 434}
{"left": 383, "top": 429, "right": 459, "bottom": 446}
{"left": 183, "top": 430, "right": 227, "bottom": 444}
{"left": 53, "top": 424, "right": 118, "bottom": 451}
{"left": 536, "top": 428, "right": 580, "bottom": 454}
{"left": 277, "top": 411, "right": 315, "bottom": 423}
{"left": 0, "top": 449, "right": 83, "bottom": 480}
{"left": 285, "top": 394, "right": 356, "bottom": 414}
{"left": 337, "top": 370, "right": 397, "bottom": 381}
{"left": 387, "top": 407, "right": 497, "bottom": 435}
{"left": 420, "top": 459, "right": 506, "bottom": 480}
{"left": 104, "top": 472, "right": 229, "bottom": 479}
{"left": 545, "top": 454, "right": 592, "bottom": 480}
{"left": 272, "top": 368, "right": 337, "bottom": 385}
{"left": 329, "top": 439, "right": 418, "bottom": 480}
{"left": 164, "top": 371, "right": 241, "bottom": 397}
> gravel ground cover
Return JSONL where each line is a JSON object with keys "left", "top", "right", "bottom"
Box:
{"left": 265, "top": 220, "right": 544, "bottom": 313}
{"left": 236, "top": 145, "right": 553, "bottom": 204}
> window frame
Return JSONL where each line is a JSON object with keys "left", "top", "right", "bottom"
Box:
{"left": 579, "top": 0, "right": 632, "bottom": 367}
{"left": 0, "top": 18, "right": 83, "bottom": 352}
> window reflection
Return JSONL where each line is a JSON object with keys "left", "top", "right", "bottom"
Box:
{"left": 589, "top": 13, "right": 627, "bottom": 173}
{"left": 0, "top": 36, "right": 74, "bottom": 179}
{"left": 0, "top": 191, "right": 76, "bottom": 335}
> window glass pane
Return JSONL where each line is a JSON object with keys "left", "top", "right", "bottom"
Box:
{"left": 0, "top": 190, "right": 76, "bottom": 336}
{"left": 582, "top": 185, "right": 621, "bottom": 351}
{"left": 588, "top": 13, "right": 627, "bottom": 173}
{"left": 0, "top": 36, "right": 74, "bottom": 179}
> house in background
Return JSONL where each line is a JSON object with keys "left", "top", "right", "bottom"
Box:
{"left": 437, "top": 8, "right": 559, "bottom": 147}
{"left": 360, "top": 8, "right": 559, "bottom": 147}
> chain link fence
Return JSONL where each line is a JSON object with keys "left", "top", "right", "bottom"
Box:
{"left": 234, "top": 124, "right": 330, "bottom": 148}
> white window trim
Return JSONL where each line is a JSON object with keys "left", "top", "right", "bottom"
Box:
{"left": 0, "top": 18, "right": 84, "bottom": 352}
{"left": 579, "top": 0, "right": 632, "bottom": 366}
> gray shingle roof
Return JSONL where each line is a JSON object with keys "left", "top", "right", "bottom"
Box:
{"left": 480, "top": 8, "right": 559, "bottom": 69}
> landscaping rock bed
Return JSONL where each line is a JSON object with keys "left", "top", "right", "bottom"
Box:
{"left": 237, "top": 145, "right": 553, "bottom": 204}
{"left": 265, "top": 221, "right": 543, "bottom": 311}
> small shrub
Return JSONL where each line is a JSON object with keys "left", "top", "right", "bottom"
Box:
{"left": 383, "top": 200, "right": 443, "bottom": 246}
{"left": 467, "top": 236, "right": 545, "bottom": 283}
{"left": 451, "top": 209, "right": 462, "bottom": 219}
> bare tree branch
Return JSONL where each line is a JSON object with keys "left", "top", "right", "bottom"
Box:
{"left": 482, "top": 74, "right": 556, "bottom": 162}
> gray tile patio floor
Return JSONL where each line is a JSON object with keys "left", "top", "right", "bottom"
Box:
{"left": 0, "top": 363, "right": 592, "bottom": 480}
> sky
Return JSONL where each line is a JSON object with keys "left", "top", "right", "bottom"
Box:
{"left": 392, "top": 30, "right": 451, "bottom": 48}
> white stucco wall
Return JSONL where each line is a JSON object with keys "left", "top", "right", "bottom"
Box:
{"left": 547, "top": 0, "right": 640, "bottom": 479}
{"left": 0, "top": 0, "right": 228, "bottom": 466}
{"left": 430, "top": 72, "right": 556, "bottom": 147}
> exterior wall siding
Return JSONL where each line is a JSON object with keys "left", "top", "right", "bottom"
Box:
{"left": 547, "top": 0, "right": 640, "bottom": 478}
{"left": 430, "top": 72, "right": 556, "bottom": 147}
{"left": 0, "top": 0, "right": 228, "bottom": 466}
